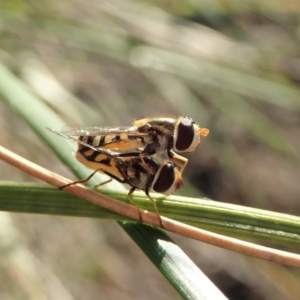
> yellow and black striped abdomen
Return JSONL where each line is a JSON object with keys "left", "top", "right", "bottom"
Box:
{"left": 76, "top": 144, "right": 124, "bottom": 182}
{"left": 79, "top": 134, "right": 145, "bottom": 150}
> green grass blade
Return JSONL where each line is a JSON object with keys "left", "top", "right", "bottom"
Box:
{"left": 122, "top": 222, "right": 227, "bottom": 299}
{"left": 1, "top": 182, "right": 299, "bottom": 248}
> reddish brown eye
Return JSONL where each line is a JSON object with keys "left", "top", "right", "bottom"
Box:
{"left": 153, "top": 162, "right": 175, "bottom": 193}
{"left": 175, "top": 117, "right": 195, "bottom": 151}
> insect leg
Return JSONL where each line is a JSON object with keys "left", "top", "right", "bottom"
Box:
{"left": 168, "top": 150, "right": 188, "bottom": 174}
{"left": 94, "top": 178, "right": 113, "bottom": 188}
{"left": 60, "top": 166, "right": 125, "bottom": 189}
{"left": 59, "top": 168, "right": 101, "bottom": 189}
{"left": 145, "top": 188, "right": 163, "bottom": 228}
{"left": 127, "top": 187, "right": 143, "bottom": 222}
{"left": 59, "top": 168, "right": 109, "bottom": 189}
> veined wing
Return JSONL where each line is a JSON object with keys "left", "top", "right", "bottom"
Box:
{"left": 46, "top": 127, "right": 146, "bottom": 156}
{"left": 57, "top": 125, "right": 149, "bottom": 137}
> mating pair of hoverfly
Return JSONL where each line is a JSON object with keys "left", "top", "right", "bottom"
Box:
{"left": 49, "top": 116, "right": 209, "bottom": 226}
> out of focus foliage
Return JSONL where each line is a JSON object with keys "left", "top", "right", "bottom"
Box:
{"left": 1, "top": 1, "right": 300, "bottom": 299}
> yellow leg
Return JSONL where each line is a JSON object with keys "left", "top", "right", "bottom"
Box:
{"left": 145, "top": 191, "right": 163, "bottom": 228}
{"left": 127, "top": 188, "right": 143, "bottom": 222}
{"left": 127, "top": 189, "right": 163, "bottom": 227}
{"left": 59, "top": 168, "right": 104, "bottom": 190}
{"left": 94, "top": 178, "right": 113, "bottom": 189}
{"left": 169, "top": 151, "right": 188, "bottom": 174}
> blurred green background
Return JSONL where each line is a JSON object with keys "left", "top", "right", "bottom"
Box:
{"left": 1, "top": 0, "right": 300, "bottom": 299}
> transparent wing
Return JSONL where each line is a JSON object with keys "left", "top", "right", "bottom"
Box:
{"left": 46, "top": 127, "right": 145, "bottom": 156}
{"left": 56, "top": 125, "right": 148, "bottom": 137}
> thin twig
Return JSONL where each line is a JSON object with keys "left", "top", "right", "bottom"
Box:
{"left": 1, "top": 145, "right": 300, "bottom": 268}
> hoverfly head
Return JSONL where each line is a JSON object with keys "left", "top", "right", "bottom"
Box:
{"left": 173, "top": 116, "right": 209, "bottom": 153}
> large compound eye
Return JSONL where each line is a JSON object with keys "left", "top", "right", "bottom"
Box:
{"left": 153, "top": 162, "right": 175, "bottom": 193}
{"left": 174, "top": 116, "right": 199, "bottom": 153}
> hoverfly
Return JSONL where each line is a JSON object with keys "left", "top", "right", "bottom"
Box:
{"left": 49, "top": 130, "right": 183, "bottom": 225}
{"left": 53, "top": 116, "right": 209, "bottom": 174}
{"left": 74, "top": 135, "right": 184, "bottom": 200}
{"left": 48, "top": 116, "right": 209, "bottom": 226}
